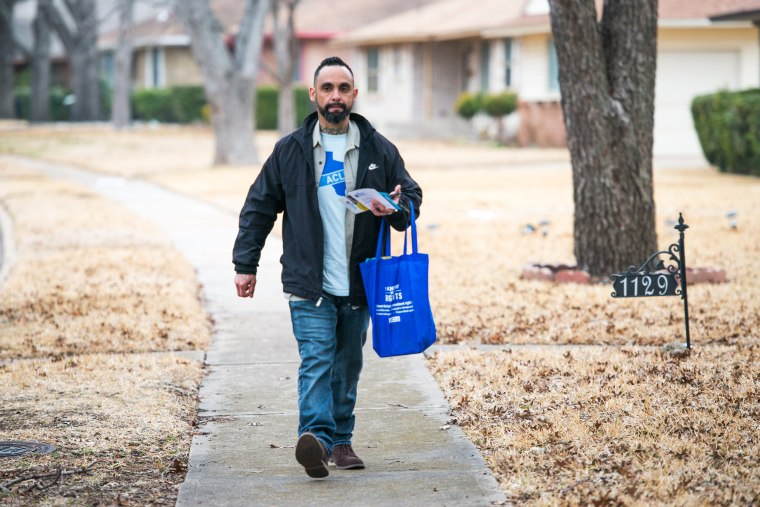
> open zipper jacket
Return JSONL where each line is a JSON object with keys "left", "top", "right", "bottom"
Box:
{"left": 232, "top": 111, "right": 423, "bottom": 306}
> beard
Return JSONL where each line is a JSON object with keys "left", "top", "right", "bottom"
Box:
{"left": 318, "top": 102, "right": 352, "bottom": 124}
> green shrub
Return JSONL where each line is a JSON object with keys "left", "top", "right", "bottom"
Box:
{"left": 455, "top": 92, "right": 482, "bottom": 119}
{"left": 50, "top": 87, "right": 72, "bottom": 121}
{"left": 171, "top": 85, "right": 207, "bottom": 123}
{"left": 131, "top": 85, "right": 205, "bottom": 123}
{"left": 692, "top": 89, "right": 760, "bottom": 176}
{"left": 100, "top": 79, "right": 112, "bottom": 120}
{"left": 255, "top": 85, "right": 279, "bottom": 129}
{"left": 132, "top": 88, "right": 176, "bottom": 122}
{"left": 12, "top": 86, "right": 73, "bottom": 121}
{"left": 295, "top": 86, "right": 315, "bottom": 125}
{"left": 255, "top": 85, "right": 315, "bottom": 129}
{"left": 482, "top": 91, "right": 517, "bottom": 118}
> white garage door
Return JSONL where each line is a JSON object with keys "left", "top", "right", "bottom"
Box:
{"left": 654, "top": 50, "right": 740, "bottom": 158}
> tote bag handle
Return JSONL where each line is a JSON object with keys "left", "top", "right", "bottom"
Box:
{"left": 374, "top": 206, "right": 417, "bottom": 259}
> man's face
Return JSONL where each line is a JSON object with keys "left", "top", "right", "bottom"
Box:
{"left": 310, "top": 65, "right": 358, "bottom": 125}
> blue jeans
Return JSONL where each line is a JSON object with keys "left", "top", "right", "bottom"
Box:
{"left": 289, "top": 293, "right": 369, "bottom": 455}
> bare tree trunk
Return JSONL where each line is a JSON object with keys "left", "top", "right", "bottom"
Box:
{"left": 0, "top": 0, "right": 17, "bottom": 119}
{"left": 548, "top": 0, "right": 658, "bottom": 278}
{"left": 112, "top": 0, "right": 134, "bottom": 129}
{"left": 31, "top": 1, "right": 52, "bottom": 122}
{"left": 272, "top": 0, "right": 299, "bottom": 135}
{"left": 175, "top": 0, "right": 270, "bottom": 165}
{"left": 46, "top": 0, "right": 101, "bottom": 121}
{"left": 211, "top": 76, "right": 257, "bottom": 163}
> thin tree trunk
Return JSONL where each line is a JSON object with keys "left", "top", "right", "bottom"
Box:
{"left": 78, "top": 0, "right": 101, "bottom": 120}
{"left": 46, "top": 0, "right": 101, "bottom": 121}
{"left": 31, "top": 1, "right": 51, "bottom": 122}
{"left": 272, "top": 0, "right": 299, "bottom": 135}
{"left": 0, "top": 0, "right": 17, "bottom": 119}
{"left": 209, "top": 76, "right": 256, "bottom": 164}
{"left": 112, "top": 0, "right": 134, "bottom": 129}
{"left": 548, "top": 0, "right": 657, "bottom": 278}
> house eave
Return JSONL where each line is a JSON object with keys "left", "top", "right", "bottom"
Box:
{"left": 100, "top": 34, "right": 192, "bottom": 51}
{"left": 482, "top": 23, "right": 550, "bottom": 38}
{"left": 482, "top": 18, "right": 754, "bottom": 38}
{"left": 659, "top": 19, "right": 754, "bottom": 28}
{"left": 332, "top": 30, "right": 483, "bottom": 47}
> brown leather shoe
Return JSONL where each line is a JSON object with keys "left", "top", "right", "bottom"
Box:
{"left": 295, "top": 432, "right": 329, "bottom": 478}
{"left": 331, "top": 444, "right": 365, "bottom": 470}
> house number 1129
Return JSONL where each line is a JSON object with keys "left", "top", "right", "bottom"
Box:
{"left": 613, "top": 274, "right": 678, "bottom": 298}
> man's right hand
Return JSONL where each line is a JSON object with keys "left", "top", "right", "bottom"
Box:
{"left": 235, "top": 273, "right": 257, "bottom": 298}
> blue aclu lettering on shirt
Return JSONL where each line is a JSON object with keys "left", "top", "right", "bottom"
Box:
{"left": 319, "top": 151, "right": 346, "bottom": 197}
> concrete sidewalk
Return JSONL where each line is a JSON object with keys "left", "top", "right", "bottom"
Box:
{"left": 3, "top": 155, "right": 505, "bottom": 506}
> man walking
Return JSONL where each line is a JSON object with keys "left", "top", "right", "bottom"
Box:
{"left": 233, "top": 56, "right": 422, "bottom": 478}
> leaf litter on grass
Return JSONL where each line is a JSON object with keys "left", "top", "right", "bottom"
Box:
{"left": 0, "top": 162, "right": 211, "bottom": 505}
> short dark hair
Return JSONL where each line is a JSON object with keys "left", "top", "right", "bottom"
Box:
{"left": 313, "top": 56, "right": 354, "bottom": 85}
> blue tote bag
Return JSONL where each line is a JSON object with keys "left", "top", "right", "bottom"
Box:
{"left": 359, "top": 207, "right": 436, "bottom": 357}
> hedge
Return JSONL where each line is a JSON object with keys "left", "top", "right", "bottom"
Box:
{"left": 13, "top": 87, "right": 70, "bottom": 121}
{"left": 255, "top": 85, "right": 315, "bottom": 129}
{"left": 132, "top": 84, "right": 314, "bottom": 128}
{"left": 692, "top": 89, "right": 760, "bottom": 176}
{"left": 13, "top": 80, "right": 112, "bottom": 121}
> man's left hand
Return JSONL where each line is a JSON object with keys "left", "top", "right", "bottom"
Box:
{"left": 369, "top": 184, "right": 401, "bottom": 217}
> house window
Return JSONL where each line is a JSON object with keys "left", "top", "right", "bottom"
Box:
{"left": 145, "top": 47, "right": 166, "bottom": 88}
{"left": 548, "top": 38, "right": 559, "bottom": 92}
{"left": 480, "top": 41, "right": 490, "bottom": 92}
{"left": 367, "top": 48, "right": 379, "bottom": 92}
{"left": 504, "top": 38, "right": 513, "bottom": 87}
{"left": 101, "top": 50, "right": 115, "bottom": 88}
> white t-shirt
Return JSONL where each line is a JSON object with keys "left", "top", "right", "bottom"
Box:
{"left": 317, "top": 133, "right": 349, "bottom": 296}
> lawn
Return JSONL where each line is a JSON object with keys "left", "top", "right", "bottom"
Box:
{"left": 1, "top": 123, "right": 757, "bottom": 505}
{"left": 0, "top": 159, "right": 211, "bottom": 505}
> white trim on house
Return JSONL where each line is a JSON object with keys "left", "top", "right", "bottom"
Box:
{"left": 483, "top": 23, "right": 549, "bottom": 38}
{"left": 659, "top": 19, "right": 753, "bottom": 28}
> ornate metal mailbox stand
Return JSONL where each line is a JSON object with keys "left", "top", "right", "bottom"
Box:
{"left": 610, "top": 213, "right": 691, "bottom": 348}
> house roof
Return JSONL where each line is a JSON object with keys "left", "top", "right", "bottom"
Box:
{"left": 333, "top": 0, "right": 526, "bottom": 45}
{"left": 99, "top": 0, "right": 441, "bottom": 49}
{"left": 336, "top": 0, "right": 760, "bottom": 45}
{"left": 662, "top": 0, "right": 760, "bottom": 20}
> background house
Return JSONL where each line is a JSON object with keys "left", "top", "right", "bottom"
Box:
{"left": 97, "top": 0, "right": 442, "bottom": 91}
{"left": 335, "top": 0, "right": 760, "bottom": 161}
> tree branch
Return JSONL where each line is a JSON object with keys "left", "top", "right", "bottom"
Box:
{"left": 0, "top": 0, "right": 31, "bottom": 58}
{"left": 0, "top": 0, "right": 12, "bottom": 25}
{"left": 236, "top": 0, "right": 271, "bottom": 78}
{"left": 0, "top": 461, "right": 97, "bottom": 493}
{"left": 43, "top": 0, "right": 76, "bottom": 52}
{"left": 62, "top": 0, "right": 77, "bottom": 19}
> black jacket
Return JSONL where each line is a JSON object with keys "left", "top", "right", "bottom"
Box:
{"left": 232, "top": 111, "right": 423, "bottom": 306}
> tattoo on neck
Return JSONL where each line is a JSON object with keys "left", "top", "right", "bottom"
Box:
{"left": 320, "top": 124, "right": 349, "bottom": 135}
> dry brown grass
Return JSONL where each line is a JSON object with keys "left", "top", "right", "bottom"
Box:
{"left": 0, "top": 353, "right": 203, "bottom": 506}
{"left": 0, "top": 160, "right": 211, "bottom": 505}
{"left": 430, "top": 345, "right": 759, "bottom": 505}
{"left": 0, "top": 163, "right": 210, "bottom": 359}
{"left": 2, "top": 125, "right": 757, "bottom": 346}
{"left": 2, "top": 124, "right": 759, "bottom": 505}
